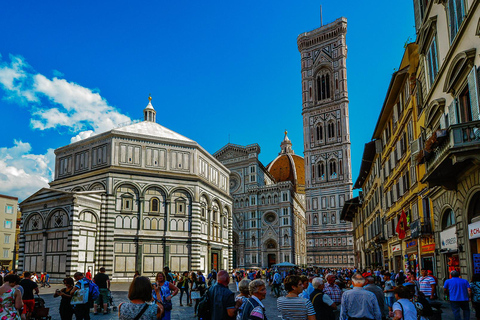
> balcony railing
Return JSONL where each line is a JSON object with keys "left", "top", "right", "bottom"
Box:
{"left": 423, "top": 121, "right": 480, "bottom": 189}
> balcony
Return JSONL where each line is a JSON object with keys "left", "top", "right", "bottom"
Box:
{"left": 422, "top": 121, "right": 480, "bottom": 189}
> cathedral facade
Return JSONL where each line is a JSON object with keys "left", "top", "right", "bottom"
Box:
{"left": 214, "top": 133, "right": 307, "bottom": 268}
{"left": 297, "top": 18, "right": 355, "bottom": 267}
{"left": 19, "top": 98, "right": 232, "bottom": 282}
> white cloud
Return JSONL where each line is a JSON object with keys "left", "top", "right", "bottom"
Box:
{"left": 0, "top": 54, "right": 131, "bottom": 142}
{"left": 0, "top": 54, "right": 133, "bottom": 200}
{"left": 0, "top": 140, "right": 54, "bottom": 201}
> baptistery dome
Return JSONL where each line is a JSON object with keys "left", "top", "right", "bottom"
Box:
{"left": 267, "top": 132, "right": 305, "bottom": 193}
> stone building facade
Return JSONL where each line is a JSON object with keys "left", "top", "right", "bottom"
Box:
{"left": 297, "top": 18, "right": 354, "bottom": 267}
{"left": 214, "top": 133, "right": 307, "bottom": 268}
{"left": 19, "top": 98, "right": 232, "bottom": 282}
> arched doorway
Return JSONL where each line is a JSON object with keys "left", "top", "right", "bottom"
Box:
{"left": 467, "top": 192, "right": 480, "bottom": 276}
{"left": 265, "top": 239, "right": 277, "bottom": 268}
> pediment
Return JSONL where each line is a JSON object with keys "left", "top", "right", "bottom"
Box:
{"left": 214, "top": 145, "right": 249, "bottom": 161}
{"left": 314, "top": 50, "right": 333, "bottom": 67}
{"left": 20, "top": 188, "right": 74, "bottom": 205}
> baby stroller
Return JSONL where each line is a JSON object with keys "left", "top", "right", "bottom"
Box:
{"left": 31, "top": 295, "right": 51, "bottom": 320}
{"left": 108, "top": 290, "right": 117, "bottom": 312}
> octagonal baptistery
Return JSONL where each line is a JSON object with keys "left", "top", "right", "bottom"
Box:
{"left": 19, "top": 97, "right": 232, "bottom": 282}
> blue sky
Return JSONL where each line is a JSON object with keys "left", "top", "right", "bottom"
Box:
{"left": 0, "top": 0, "right": 415, "bottom": 200}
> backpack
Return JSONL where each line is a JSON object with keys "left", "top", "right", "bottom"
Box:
{"left": 396, "top": 273, "right": 406, "bottom": 285}
{"left": 197, "top": 288, "right": 211, "bottom": 320}
{"left": 88, "top": 280, "right": 100, "bottom": 302}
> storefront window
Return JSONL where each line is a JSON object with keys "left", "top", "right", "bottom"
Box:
{"left": 443, "top": 209, "right": 455, "bottom": 229}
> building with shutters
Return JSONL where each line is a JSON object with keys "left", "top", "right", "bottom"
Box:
{"left": 412, "top": 0, "right": 480, "bottom": 289}
{"left": 19, "top": 97, "right": 232, "bottom": 282}
{"left": 297, "top": 18, "right": 355, "bottom": 267}
{"left": 0, "top": 194, "right": 18, "bottom": 269}
{"left": 214, "top": 132, "right": 307, "bottom": 268}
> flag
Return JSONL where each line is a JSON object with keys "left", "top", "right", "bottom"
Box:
{"left": 396, "top": 210, "right": 407, "bottom": 239}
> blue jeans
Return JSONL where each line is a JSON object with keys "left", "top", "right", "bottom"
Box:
{"left": 450, "top": 301, "right": 470, "bottom": 320}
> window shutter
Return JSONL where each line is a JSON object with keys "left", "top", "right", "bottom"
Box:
{"left": 382, "top": 194, "right": 387, "bottom": 211}
{"left": 397, "top": 140, "right": 402, "bottom": 160}
{"left": 399, "top": 176, "right": 404, "bottom": 196}
{"left": 468, "top": 66, "right": 480, "bottom": 121}
{"left": 375, "top": 139, "right": 383, "bottom": 154}
{"left": 448, "top": 100, "right": 458, "bottom": 125}
{"left": 416, "top": 79, "right": 423, "bottom": 108}
{"left": 393, "top": 184, "right": 397, "bottom": 202}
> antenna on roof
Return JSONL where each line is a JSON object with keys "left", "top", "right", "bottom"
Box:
{"left": 320, "top": 5, "right": 323, "bottom": 27}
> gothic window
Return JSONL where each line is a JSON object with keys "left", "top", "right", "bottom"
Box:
{"left": 316, "top": 124, "right": 323, "bottom": 141}
{"left": 329, "top": 160, "right": 337, "bottom": 179}
{"left": 252, "top": 235, "right": 256, "bottom": 246}
{"left": 316, "top": 71, "right": 332, "bottom": 102}
{"left": 27, "top": 214, "right": 42, "bottom": 231}
{"left": 317, "top": 162, "right": 325, "bottom": 179}
{"left": 327, "top": 122, "right": 336, "bottom": 139}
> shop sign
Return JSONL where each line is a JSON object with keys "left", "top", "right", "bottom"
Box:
{"left": 406, "top": 240, "right": 417, "bottom": 249}
{"left": 440, "top": 227, "right": 457, "bottom": 251}
{"left": 468, "top": 220, "right": 480, "bottom": 240}
{"left": 421, "top": 236, "right": 435, "bottom": 254}
{"left": 411, "top": 220, "right": 421, "bottom": 238}
{"left": 392, "top": 244, "right": 401, "bottom": 253}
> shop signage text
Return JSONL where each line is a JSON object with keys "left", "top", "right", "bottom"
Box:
{"left": 469, "top": 221, "right": 480, "bottom": 240}
{"left": 440, "top": 227, "right": 457, "bottom": 251}
{"left": 392, "top": 244, "right": 401, "bottom": 253}
{"left": 406, "top": 240, "right": 417, "bottom": 248}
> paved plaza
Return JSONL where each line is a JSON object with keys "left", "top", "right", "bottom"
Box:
{"left": 36, "top": 281, "right": 473, "bottom": 320}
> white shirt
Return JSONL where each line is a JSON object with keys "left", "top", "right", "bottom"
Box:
{"left": 393, "top": 299, "right": 417, "bottom": 320}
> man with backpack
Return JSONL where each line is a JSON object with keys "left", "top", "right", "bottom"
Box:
{"left": 71, "top": 271, "right": 100, "bottom": 320}
{"left": 272, "top": 270, "right": 282, "bottom": 297}
{"left": 310, "top": 278, "right": 336, "bottom": 320}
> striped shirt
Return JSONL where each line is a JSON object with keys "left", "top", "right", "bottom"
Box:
{"left": 277, "top": 296, "right": 315, "bottom": 320}
{"left": 418, "top": 276, "right": 436, "bottom": 296}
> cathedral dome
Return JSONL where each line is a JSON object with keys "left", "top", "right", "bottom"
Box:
{"left": 266, "top": 131, "right": 305, "bottom": 193}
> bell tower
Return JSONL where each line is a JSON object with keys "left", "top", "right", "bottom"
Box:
{"left": 297, "top": 18, "right": 354, "bottom": 267}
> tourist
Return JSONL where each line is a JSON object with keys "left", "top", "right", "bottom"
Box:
{"left": 395, "top": 270, "right": 406, "bottom": 286}
{"left": 391, "top": 285, "right": 416, "bottom": 320}
{"left": 85, "top": 269, "right": 92, "bottom": 281}
{"left": 133, "top": 271, "right": 140, "bottom": 280}
{"left": 44, "top": 272, "right": 51, "bottom": 288}
{"left": 177, "top": 271, "right": 191, "bottom": 307}
{"left": 471, "top": 273, "right": 480, "bottom": 320}
{"left": 207, "top": 270, "right": 239, "bottom": 320}
{"left": 19, "top": 272, "right": 39, "bottom": 320}
{"left": 70, "top": 272, "right": 92, "bottom": 320}
{"left": 300, "top": 275, "right": 314, "bottom": 299}
{"left": 163, "top": 267, "right": 174, "bottom": 283}
{"left": 93, "top": 267, "right": 111, "bottom": 315}
{"left": 339, "top": 273, "right": 381, "bottom": 320}
{"left": 0, "top": 274, "right": 23, "bottom": 320}
{"left": 272, "top": 270, "right": 282, "bottom": 297}
{"left": 119, "top": 276, "right": 163, "bottom": 319}
{"left": 277, "top": 275, "right": 316, "bottom": 320}
{"left": 54, "top": 277, "right": 75, "bottom": 320}
{"left": 364, "top": 275, "right": 387, "bottom": 320}
{"left": 190, "top": 272, "right": 202, "bottom": 316}
{"left": 323, "top": 274, "right": 343, "bottom": 306}
{"left": 152, "top": 272, "right": 179, "bottom": 320}
{"left": 208, "top": 269, "right": 217, "bottom": 287}
{"left": 383, "top": 272, "right": 396, "bottom": 313}
{"left": 236, "top": 279, "right": 251, "bottom": 320}
{"left": 197, "top": 271, "right": 206, "bottom": 284}
{"left": 241, "top": 279, "right": 267, "bottom": 320}
{"left": 418, "top": 268, "right": 436, "bottom": 301}
{"left": 309, "top": 277, "right": 336, "bottom": 320}
{"left": 444, "top": 270, "right": 471, "bottom": 320}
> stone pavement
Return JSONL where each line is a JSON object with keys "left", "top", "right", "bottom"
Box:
{"left": 36, "top": 282, "right": 474, "bottom": 319}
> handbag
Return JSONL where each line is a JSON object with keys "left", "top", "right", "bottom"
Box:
{"left": 71, "top": 280, "right": 89, "bottom": 305}
{"left": 156, "top": 286, "right": 172, "bottom": 311}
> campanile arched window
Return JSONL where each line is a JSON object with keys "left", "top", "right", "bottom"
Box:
{"left": 316, "top": 70, "right": 331, "bottom": 102}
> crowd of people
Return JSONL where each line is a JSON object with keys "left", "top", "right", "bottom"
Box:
{"left": 0, "top": 266, "right": 478, "bottom": 320}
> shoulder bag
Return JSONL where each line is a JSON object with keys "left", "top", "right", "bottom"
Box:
{"left": 133, "top": 303, "right": 149, "bottom": 320}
